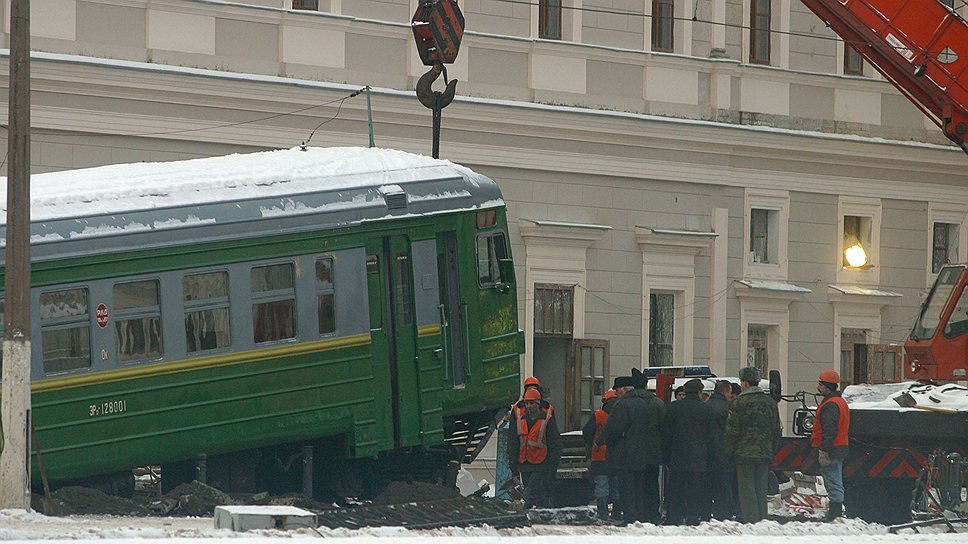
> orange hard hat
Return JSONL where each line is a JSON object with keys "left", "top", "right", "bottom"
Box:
{"left": 523, "top": 388, "right": 542, "bottom": 401}
{"left": 818, "top": 369, "right": 840, "bottom": 384}
{"left": 523, "top": 376, "right": 541, "bottom": 388}
{"left": 603, "top": 389, "right": 618, "bottom": 401}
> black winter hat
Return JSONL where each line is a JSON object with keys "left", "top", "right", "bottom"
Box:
{"left": 630, "top": 368, "right": 648, "bottom": 389}
{"left": 613, "top": 376, "right": 633, "bottom": 389}
{"left": 683, "top": 378, "right": 703, "bottom": 394}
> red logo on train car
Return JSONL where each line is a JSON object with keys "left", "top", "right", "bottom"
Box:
{"left": 96, "top": 303, "right": 109, "bottom": 329}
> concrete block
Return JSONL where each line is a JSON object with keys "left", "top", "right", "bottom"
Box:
{"left": 213, "top": 505, "right": 317, "bottom": 532}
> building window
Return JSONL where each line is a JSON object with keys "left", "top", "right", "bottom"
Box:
{"left": 114, "top": 280, "right": 162, "bottom": 363}
{"left": 539, "top": 0, "right": 562, "bottom": 40}
{"left": 292, "top": 0, "right": 318, "bottom": 10}
{"left": 649, "top": 291, "right": 675, "bottom": 366}
{"left": 750, "top": 0, "right": 771, "bottom": 64}
{"left": 252, "top": 263, "right": 296, "bottom": 344}
{"left": 316, "top": 257, "right": 336, "bottom": 335}
{"left": 840, "top": 327, "right": 868, "bottom": 385}
{"left": 184, "top": 271, "right": 231, "bottom": 353}
{"left": 534, "top": 284, "right": 574, "bottom": 336}
{"left": 652, "top": 0, "right": 674, "bottom": 52}
{"left": 843, "top": 215, "right": 873, "bottom": 268}
{"left": 477, "top": 232, "right": 508, "bottom": 287}
{"left": 933, "top": 222, "right": 960, "bottom": 274}
{"left": 749, "top": 208, "right": 779, "bottom": 264}
{"left": 747, "top": 324, "right": 769, "bottom": 375}
{"left": 40, "top": 288, "right": 91, "bottom": 374}
{"left": 844, "top": 44, "right": 864, "bottom": 76}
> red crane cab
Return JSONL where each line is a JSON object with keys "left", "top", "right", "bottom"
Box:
{"left": 906, "top": 264, "right": 968, "bottom": 381}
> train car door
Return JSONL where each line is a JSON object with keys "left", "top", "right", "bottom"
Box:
{"left": 438, "top": 231, "right": 466, "bottom": 386}
{"left": 366, "top": 236, "right": 422, "bottom": 448}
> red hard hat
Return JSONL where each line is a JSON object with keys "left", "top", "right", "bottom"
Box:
{"left": 603, "top": 389, "right": 618, "bottom": 401}
{"left": 818, "top": 369, "right": 840, "bottom": 384}
{"left": 523, "top": 376, "right": 541, "bottom": 388}
{"left": 523, "top": 388, "right": 542, "bottom": 401}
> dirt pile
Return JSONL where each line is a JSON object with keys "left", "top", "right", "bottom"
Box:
{"left": 33, "top": 486, "right": 150, "bottom": 516}
{"left": 371, "top": 480, "right": 461, "bottom": 505}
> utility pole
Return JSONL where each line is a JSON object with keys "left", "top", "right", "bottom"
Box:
{"left": 1, "top": 0, "right": 32, "bottom": 510}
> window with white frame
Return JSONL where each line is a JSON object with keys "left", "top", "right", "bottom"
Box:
{"left": 652, "top": 0, "right": 674, "bottom": 52}
{"left": 649, "top": 291, "right": 676, "bottom": 367}
{"left": 933, "top": 222, "right": 960, "bottom": 273}
{"left": 539, "top": 0, "right": 562, "bottom": 40}
{"left": 750, "top": 0, "right": 771, "bottom": 64}
{"left": 927, "top": 203, "right": 967, "bottom": 286}
{"left": 837, "top": 197, "right": 881, "bottom": 284}
{"left": 747, "top": 324, "right": 769, "bottom": 374}
{"left": 744, "top": 189, "right": 789, "bottom": 280}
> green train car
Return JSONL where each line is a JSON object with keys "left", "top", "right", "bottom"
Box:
{"left": 2, "top": 146, "right": 522, "bottom": 497}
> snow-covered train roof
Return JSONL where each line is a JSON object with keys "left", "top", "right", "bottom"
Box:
{"left": 0, "top": 147, "right": 504, "bottom": 263}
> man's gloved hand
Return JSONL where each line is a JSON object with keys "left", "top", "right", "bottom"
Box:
{"left": 818, "top": 449, "right": 831, "bottom": 467}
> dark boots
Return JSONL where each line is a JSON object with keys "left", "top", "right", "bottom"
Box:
{"left": 596, "top": 498, "right": 609, "bottom": 520}
{"left": 826, "top": 501, "right": 843, "bottom": 521}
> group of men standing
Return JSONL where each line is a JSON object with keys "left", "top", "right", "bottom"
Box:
{"left": 507, "top": 367, "right": 849, "bottom": 524}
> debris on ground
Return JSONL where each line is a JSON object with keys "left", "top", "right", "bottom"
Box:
{"left": 32, "top": 486, "right": 150, "bottom": 517}
{"left": 316, "top": 495, "right": 529, "bottom": 529}
{"left": 371, "top": 481, "right": 461, "bottom": 505}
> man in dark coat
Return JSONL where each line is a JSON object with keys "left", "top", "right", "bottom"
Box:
{"left": 600, "top": 368, "right": 665, "bottom": 524}
{"left": 662, "top": 378, "right": 716, "bottom": 525}
{"left": 707, "top": 379, "right": 737, "bottom": 520}
{"left": 725, "top": 366, "right": 781, "bottom": 523}
{"left": 508, "top": 387, "right": 562, "bottom": 509}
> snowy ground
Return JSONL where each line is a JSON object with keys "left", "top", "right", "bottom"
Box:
{"left": 0, "top": 508, "right": 964, "bottom": 542}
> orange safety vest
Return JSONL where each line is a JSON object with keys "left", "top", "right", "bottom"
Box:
{"left": 517, "top": 408, "right": 553, "bottom": 464}
{"left": 590, "top": 409, "right": 608, "bottom": 462}
{"left": 811, "top": 395, "right": 850, "bottom": 448}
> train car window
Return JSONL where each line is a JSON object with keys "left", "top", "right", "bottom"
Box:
{"left": 252, "top": 263, "right": 296, "bottom": 343}
{"left": 184, "top": 271, "right": 231, "bottom": 353}
{"left": 114, "top": 280, "right": 163, "bottom": 363}
{"left": 476, "top": 232, "right": 508, "bottom": 287}
{"left": 40, "top": 288, "right": 92, "bottom": 374}
{"left": 395, "top": 253, "right": 413, "bottom": 326}
{"left": 316, "top": 258, "right": 336, "bottom": 335}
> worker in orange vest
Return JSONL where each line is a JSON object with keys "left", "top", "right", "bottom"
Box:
{"left": 583, "top": 389, "right": 619, "bottom": 519}
{"left": 512, "top": 376, "right": 554, "bottom": 420}
{"left": 507, "top": 387, "right": 562, "bottom": 509}
{"left": 812, "top": 368, "right": 850, "bottom": 520}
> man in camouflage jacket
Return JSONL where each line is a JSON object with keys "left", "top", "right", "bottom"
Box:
{"left": 724, "top": 366, "right": 781, "bottom": 523}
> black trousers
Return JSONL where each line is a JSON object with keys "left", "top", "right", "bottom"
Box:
{"left": 709, "top": 468, "right": 737, "bottom": 520}
{"left": 520, "top": 467, "right": 553, "bottom": 509}
{"left": 615, "top": 466, "right": 661, "bottom": 523}
{"left": 666, "top": 471, "right": 711, "bottom": 525}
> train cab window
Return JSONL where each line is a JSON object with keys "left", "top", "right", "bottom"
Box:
{"left": 114, "top": 280, "right": 163, "bottom": 363}
{"left": 477, "top": 232, "right": 508, "bottom": 287}
{"left": 184, "top": 271, "right": 231, "bottom": 353}
{"left": 316, "top": 258, "right": 336, "bottom": 335}
{"left": 252, "top": 263, "right": 296, "bottom": 343}
{"left": 40, "top": 288, "right": 92, "bottom": 374}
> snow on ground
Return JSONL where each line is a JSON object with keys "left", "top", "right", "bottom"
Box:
{"left": 845, "top": 382, "right": 968, "bottom": 411}
{"left": 0, "top": 507, "right": 964, "bottom": 542}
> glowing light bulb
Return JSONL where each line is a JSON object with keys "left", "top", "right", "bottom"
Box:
{"left": 844, "top": 243, "right": 868, "bottom": 268}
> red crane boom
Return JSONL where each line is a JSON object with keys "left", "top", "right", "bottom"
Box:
{"left": 799, "top": 0, "right": 968, "bottom": 153}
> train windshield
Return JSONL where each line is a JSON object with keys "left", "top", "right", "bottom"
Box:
{"left": 912, "top": 266, "right": 965, "bottom": 340}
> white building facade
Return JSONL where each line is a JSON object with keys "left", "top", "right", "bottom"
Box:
{"left": 3, "top": 0, "right": 968, "bottom": 433}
